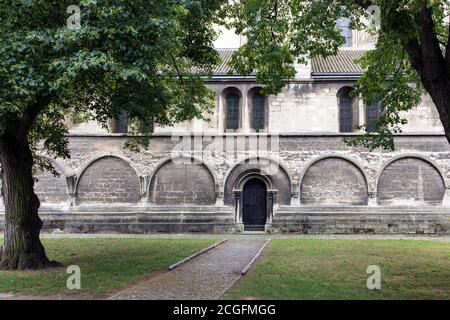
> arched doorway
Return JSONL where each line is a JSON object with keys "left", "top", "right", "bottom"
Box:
{"left": 242, "top": 179, "right": 267, "bottom": 231}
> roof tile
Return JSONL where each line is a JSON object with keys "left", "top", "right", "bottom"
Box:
{"left": 311, "top": 50, "right": 365, "bottom": 74}
{"left": 195, "top": 49, "right": 366, "bottom": 76}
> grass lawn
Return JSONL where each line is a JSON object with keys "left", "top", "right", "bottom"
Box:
{"left": 0, "top": 237, "right": 216, "bottom": 298}
{"left": 225, "top": 239, "right": 450, "bottom": 300}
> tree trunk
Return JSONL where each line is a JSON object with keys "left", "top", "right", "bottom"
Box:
{"left": 422, "top": 77, "right": 450, "bottom": 145}
{"left": 403, "top": 6, "right": 450, "bottom": 145}
{"left": 0, "top": 134, "right": 59, "bottom": 270}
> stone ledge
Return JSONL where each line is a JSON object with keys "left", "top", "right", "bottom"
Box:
{"left": 0, "top": 206, "right": 448, "bottom": 234}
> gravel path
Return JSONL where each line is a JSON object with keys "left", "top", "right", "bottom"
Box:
{"left": 109, "top": 239, "right": 266, "bottom": 300}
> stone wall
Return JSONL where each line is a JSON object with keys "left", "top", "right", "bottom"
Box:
{"left": 377, "top": 157, "right": 446, "bottom": 205}
{"left": 149, "top": 159, "right": 216, "bottom": 205}
{"left": 23, "top": 135, "right": 450, "bottom": 206}
{"left": 1, "top": 134, "right": 450, "bottom": 234}
{"left": 149, "top": 81, "right": 443, "bottom": 136}
{"left": 300, "top": 157, "right": 368, "bottom": 205}
{"left": 34, "top": 163, "right": 68, "bottom": 204}
{"left": 76, "top": 156, "right": 141, "bottom": 204}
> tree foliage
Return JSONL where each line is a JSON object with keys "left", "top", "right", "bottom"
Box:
{"left": 222, "top": 0, "right": 450, "bottom": 150}
{"left": 0, "top": 0, "right": 221, "bottom": 270}
{"left": 0, "top": 0, "right": 220, "bottom": 160}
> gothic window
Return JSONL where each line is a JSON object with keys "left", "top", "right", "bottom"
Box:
{"left": 226, "top": 93, "right": 240, "bottom": 131}
{"left": 251, "top": 92, "right": 266, "bottom": 132}
{"left": 336, "top": 17, "right": 352, "bottom": 47}
{"left": 339, "top": 88, "right": 354, "bottom": 133}
{"left": 366, "top": 100, "right": 380, "bottom": 133}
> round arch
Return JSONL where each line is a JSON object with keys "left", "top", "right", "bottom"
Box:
{"left": 147, "top": 156, "right": 220, "bottom": 195}
{"left": 375, "top": 154, "right": 448, "bottom": 190}
{"left": 74, "top": 153, "right": 140, "bottom": 193}
{"left": 34, "top": 153, "right": 68, "bottom": 177}
{"left": 233, "top": 169, "right": 275, "bottom": 192}
{"left": 247, "top": 86, "right": 264, "bottom": 97}
{"left": 376, "top": 154, "right": 447, "bottom": 205}
{"left": 33, "top": 153, "right": 70, "bottom": 204}
{"left": 299, "top": 154, "right": 370, "bottom": 190}
{"left": 336, "top": 86, "right": 354, "bottom": 98}
{"left": 247, "top": 86, "right": 269, "bottom": 132}
{"left": 231, "top": 169, "right": 278, "bottom": 231}
{"left": 299, "top": 154, "right": 369, "bottom": 205}
{"left": 220, "top": 86, "right": 243, "bottom": 98}
{"left": 145, "top": 155, "right": 221, "bottom": 205}
{"left": 221, "top": 86, "right": 243, "bottom": 132}
{"left": 74, "top": 154, "right": 141, "bottom": 204}
{"left": 336, "top": 86, "right": 358, "bottom": 133}
{"left": 224, "top": 156, "right": 294, "bottom": 192}
{"left": 223, "top": 156, "right": 292, "bottom": 206}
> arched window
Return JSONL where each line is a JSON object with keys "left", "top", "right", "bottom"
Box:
{"left": 338, "top": 88, "right": 354, "bottom": 133}
{"left": 114, "top": 111, "right": 128, "bottom": 133}
{"left": 226, "top": 93, "right": 240, "bottom": 131}
{"left": 251, "top": 92, "right": 266, "bottom": 132}
{"left": 366, "top": 100, "right": 380, "bottom": 133}
{"left": 336, "top": 17, "right": 352, "bottom": 47}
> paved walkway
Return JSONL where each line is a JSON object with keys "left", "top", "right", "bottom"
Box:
{"left": 110, "top": 239, "right": 266, "bottom": 300}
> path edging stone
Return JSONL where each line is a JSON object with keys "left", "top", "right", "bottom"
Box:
{"left": 168, "top": 239, "right": 228, "bottom": 271}
{"left": 241, "top": 239, "right": 271, "bottom": 275}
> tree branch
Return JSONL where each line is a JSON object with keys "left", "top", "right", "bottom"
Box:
{"left": 16, "top": 96, "right": 50, "bottom": 143}
{"left": 404, "top": 37, "right": 424, "bottom": 76}
{"left": 416, "top": 6, "right": 447, "bottom": 81}
{"left": 404, "top": 6, "right": 447, "bottom": 83}
{"left": 170, "top": 54, "right": 185, "bottom": 85}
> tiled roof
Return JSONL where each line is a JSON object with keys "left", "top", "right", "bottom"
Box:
{"left": 191, "top": 49, "right": 237, "bottom": 76}
{"left": 214, "top": 49, "right": 236, "bottom": 75}
{"left": 201, "top": 49, "right": 365, "bottom": 76}
{"left": 311, "top": 50, "right": 365, "bottom": 74}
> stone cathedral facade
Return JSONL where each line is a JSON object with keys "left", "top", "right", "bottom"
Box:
{"left": 1, "top": 27, "right": 450, "bottom": 234}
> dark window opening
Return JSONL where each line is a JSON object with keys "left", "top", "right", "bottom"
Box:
{"left": 366, "top": 100, "right": 380, "bottom": 133}
{"left": 339, "top": 91, "right": 354, "bottom": 132}
{"left": 251, "top": 93, "right": 266, "bottom": 132}
{"left": 226, "top": 93, "right": 240, "bottom": 130}
{"left": 115, "top": 111, "right": 128, "bottom": 133}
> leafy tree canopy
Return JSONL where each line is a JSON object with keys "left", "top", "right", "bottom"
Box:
{"left": 221, "top": 0, "right": 450, "bottom": 150}
{"left": 0, "top": 0, "right": 220, "bottom": 160}
{"left": 0, "top": 0, "right": 221, "bottom": 270}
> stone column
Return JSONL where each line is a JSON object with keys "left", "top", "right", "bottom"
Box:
{"left": 358, "top": 99, "right": 365, "bottom": 129}
{"left": 66, "top": 175, "right": 77, "bottom": 206}
{"left": 218, "top": 94, "right": 224, "bottom": 132}
{"left": 368, "top": 191, "right": 377, "bottom": 206}
{"left": 234, "top": 190, "right": 244, "bottom": 231}
{"left": 291, "top": 183, "right": 300, "bottom": 206}
{"left": 215, "top": 190, "right": 224, "bottom": 206}
{"left": 242, "top": 93, "right": 250, "bottom": 133}
{"left": 139, "top": 175, "right": 149, "bottom": 204}
{"left": 266, "top": 190, "right": 277, "bottom": 232}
